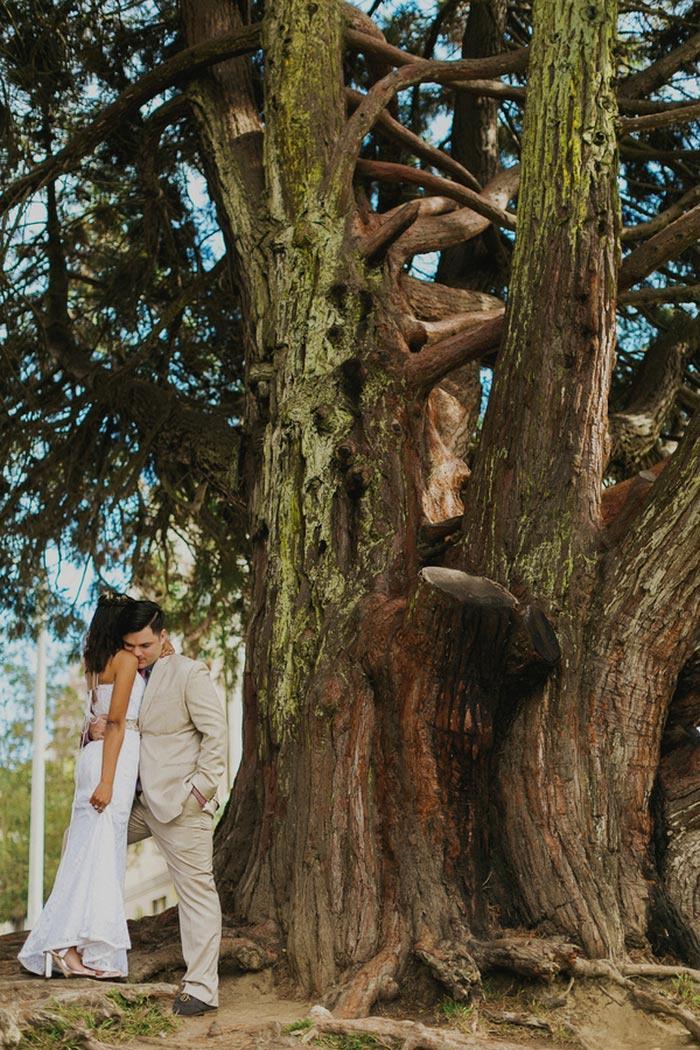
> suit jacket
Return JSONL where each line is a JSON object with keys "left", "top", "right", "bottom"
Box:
{"left": 137, "top": 654, "right": 227, "bottom": 824}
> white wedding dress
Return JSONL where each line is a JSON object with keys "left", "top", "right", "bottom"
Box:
{"left": 18, "top": 674, "right": 145, "bottom": 977}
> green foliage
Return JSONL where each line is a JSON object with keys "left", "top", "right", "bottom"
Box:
{"left": 436, "top": 997, "right": 474, "bottom": 1023}
{"left": 671, "top": 973, "right": 700, "bottom": 1009}
{"left": 19, "top": 991, "right": 178, "bottom": 1048}
{"left": 314, "top": 1034, "right": 399, "bottom": 1050}
{"left": 284, "top": 1018, "right": 314, "bottom": 1033}
{"left": 0, "top": 651, "right": 82, "bottom": 925}
{"left": 0, "top": 0, "right": 247, "bottom": 641}
{"left": 136, "top": 526, "right": 246, "bottom": 685}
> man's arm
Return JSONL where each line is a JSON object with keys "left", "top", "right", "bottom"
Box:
{"left": 184, "top": 662, "right": 228, "bottom": 805}
{"left": 86, "top": 715, "right": 107, "bottom": 742}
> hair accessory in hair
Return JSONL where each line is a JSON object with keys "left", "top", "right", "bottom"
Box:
{"left": 97, "top": 591, "right": 134, "bottom": 607}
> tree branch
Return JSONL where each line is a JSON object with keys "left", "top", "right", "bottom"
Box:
{"left": 401, "top": 274, "right": 504, "bottom": 318}
{"left": 620, "top": 100, "right": 700, "bottom": 133}
{"left": 118, "top": 256, "right": 230, "bottom": 372}
{"left": 345, "top": 26, "right": 430, "bottom": 69}
{"left": 619, "top": 284, "right": 700, "bottom": 306}
{"left": 600, "top": 462, "right": 667, "bottom": 537}
{"left": 356, "top": 201, "right": 422, "bottom": 263}
{"left": 347, "top": 87, "right": 482, "bottom": 191}
{"left": 356, "top": 159, "right": 516, "bottom": 231}
{"left": 619, "top": 203, "right": 700, "bottom": 290}
{"left": 395, "top": 165, "right": 520, "bottom": 262}
{"left": 604, "top": 404, "right": 700, "bottom": 661}
{"left": 618, "top": 97, "right": 700, "bottom": 115}
{"left": 420, "top": 309, "right": 505, "bottom": 343}
{"left": 618, "top": 30, "right": 700, "bottom": 99}
{"left": 608, "top": 314, "right": 700, "bottom": 471}
{"left": 44, "top": 180, "right": 88, "bottom": 375}
{"left": 404, "top": 313, "right": 504, "bottom": 393}
{"left": 622, "top": 184, "right": 700, "bottom": 243}
{"left": 18, "top": 265, "right": 241, "bottom": 504}
{"left": 446, "top": 79, "right": 526, "bottom": 103}
{"left": 0, "top": 24, "right": 261, "bottom": 216}
{"left": 346, "top": 24, "right": 529, "bottom": 111}
{"left": 328, "top": 48, "right": 528, "bottom": 208}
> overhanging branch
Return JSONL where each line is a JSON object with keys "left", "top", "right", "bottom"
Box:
{"left": 608, "top": 314, "right": 700, "bottom": 471}
{"left": 346, "top": 87, "right": 482, "bottom": 191}
{"left": 619, "top": 285, "right": 700, "bottom": 307}
{"left": 394, "top": 166, "right": 520, "bottom": 262}
{"left": 355, "top": 159, "right": 516, "bottom": 231}
{"left": 620, "top": 100, "right": 700, "bottom": 133}
{"left": 618, "top": 30, "right": 700, "bottom": 99}
{"left": 0, "top": 24, "right": 261, "bottom": 216}
{"left": 403, "top": 313, "right": 504, "bottom": 393}
{"left": 619, "top": 204, "right": 700, "bottom": 290}
{"left": 622, "top": 184, "right": 700, "bottom": 243}
{"left": 328, "top": 47, "right": 528, "bottom": 208}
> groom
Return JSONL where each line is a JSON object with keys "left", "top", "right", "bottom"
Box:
{"left": 91, "top": 599, "right": 227, "bottom": 1016}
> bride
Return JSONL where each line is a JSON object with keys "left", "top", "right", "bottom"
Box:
{"left": 19, "top": 593, "right": 144, "bottom": 979}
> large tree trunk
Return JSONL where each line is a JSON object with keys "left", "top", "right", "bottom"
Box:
{"left": 179, "top": 0, "right": 700, "bottom": 1015}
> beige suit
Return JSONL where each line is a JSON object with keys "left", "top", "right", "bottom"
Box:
{"left": 128, "top": 654, "right": 227, "bottom": 1006}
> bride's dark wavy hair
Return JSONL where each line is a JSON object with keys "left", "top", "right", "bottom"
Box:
{"left": 83, "top": 592, "right": 136, "bottom": 674}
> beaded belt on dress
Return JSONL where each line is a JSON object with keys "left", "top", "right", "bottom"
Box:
{"left": 125, "top": 719, "right": 139, "bottom": 731}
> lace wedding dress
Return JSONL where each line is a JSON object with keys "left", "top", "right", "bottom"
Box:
{"left": 18, "top": 674, "right": 145, "bottom": 977}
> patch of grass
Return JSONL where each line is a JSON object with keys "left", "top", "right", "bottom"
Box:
{"left": 435, "top": 997, "right": 474, "bottom": 1025}
{"left": 20, "top": 991, "right": 178, "bottom": 1049}
{"left": 315, "top": 1034, "right": 400, "bottom": 1050}
{"left": 285, "top": 1017, "right": 314, "bottom": 1033}
{"left": 672, "top": 974, "right": 700, "bottom": 1009}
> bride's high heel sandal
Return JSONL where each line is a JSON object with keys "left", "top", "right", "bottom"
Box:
{"left": 43, "top": 948, "right": 103, "bottom": 979}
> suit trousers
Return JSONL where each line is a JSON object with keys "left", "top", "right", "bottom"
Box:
{"left": 128, "top": 794, "right": 221, "bottom": 1005}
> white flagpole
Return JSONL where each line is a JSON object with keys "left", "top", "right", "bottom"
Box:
{"left": 27, "top": 625, "right": 48, "bottom": 928}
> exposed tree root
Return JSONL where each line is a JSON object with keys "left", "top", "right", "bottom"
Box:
{"left": 331, "top": 938, "right": 407, "bottom": 1018}
{"left": 482, "top": 1004, "right": 604, "bottom": 1050}
{"left": 414, "top": 939, "right": 480, "bottom": 1001}
{"left": 468, "top": 936, "right": 580, "bottom": 980}
{"left": 407, "top": 934, "right": 700, "bottom": 1046}
{"left": 129, "top": 932, "right": 276, "bottom": 982}
{"left": 629, "top": 984, "right": 700, "bottom": 1041}
{"left": 482, "top": 1007, "right": 551, "bottom": 1031}
{"left": 303, "top": 1005, "right": 536, "bottom": 1050}
{"left": 557, "top": 1021, "right": 605, "bottom": 1050}
{"left": 621, "top": 961, "right": 700, "bottom": 981}
{"left": 573, "top": 957, "right": 700, "bottom": 1042}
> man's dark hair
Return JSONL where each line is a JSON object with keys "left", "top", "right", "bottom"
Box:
{"left": 119, "top": 599, "right": 165, "bottom": 636}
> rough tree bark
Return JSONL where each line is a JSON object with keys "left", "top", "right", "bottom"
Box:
{"left": 175, "top": 0, "right": 700, "bottom": 1017}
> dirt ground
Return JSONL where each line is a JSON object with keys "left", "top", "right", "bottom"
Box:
{"left": 0, "top": 947, "right": 697, "bottom": 1050}
{"left": 153, "top": 970, "right": 698, "bottom": 1050}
